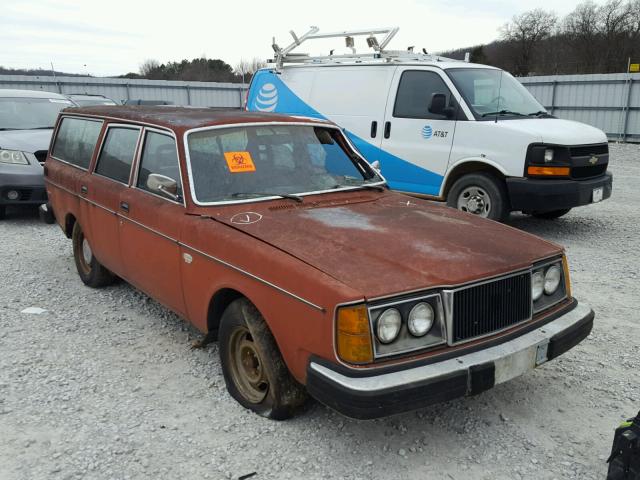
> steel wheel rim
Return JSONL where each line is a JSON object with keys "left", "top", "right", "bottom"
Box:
{"left": 457, "top": 186, "right": 491, "bottom": 217}
{"left": 78, "top": 236, "right": 92, "bottom": 274}
{"left": 228, "top": 326, "right": 269, "bottom": 404}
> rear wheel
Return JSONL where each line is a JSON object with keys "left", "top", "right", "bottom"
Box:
{"left": 72, "top": 222, "right": 116, "bottom": 288}
{"left": 219, "top": 298, "right": 306, "bottom": 420}
{"left": 530, "top": 208, "right": 572, "bottom": 219}
{"left": 447, "top": 172, "right": 510, "bottom": 222}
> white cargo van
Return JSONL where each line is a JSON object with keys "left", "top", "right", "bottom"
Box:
{"left": 246, "top": 27, "right": 613, "bottom": 221}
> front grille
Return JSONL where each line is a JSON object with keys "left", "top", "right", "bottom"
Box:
{"left": 451, "top": 272, "right": 532, "bottom": 344}
{"left": 569, "top": 143, "right": 609, "bottom": 179}
{"left": 569, "top": 144, "right": 608, "bottom": 157}
{"left": 33, "top": 150, "right": 48, "bottom": 164}
{"left": 572, "top": 164, "right": 608, "bottom": 179}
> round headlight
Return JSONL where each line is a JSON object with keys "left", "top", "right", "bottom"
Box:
{"left": 532, "top": 270, "right": 544, "bottom": 301}
{"left": 408, "top": 302, "right": 434, "bottom": 337}
{"left": 544, "top": 265, "right": 562, "bottom": 295}
{"left": 376, "top": 308, "right": 402, "bottom": 344}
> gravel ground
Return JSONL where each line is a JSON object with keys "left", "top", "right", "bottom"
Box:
{"left": 1, "top": 143, "right": 639, "bottom": 480}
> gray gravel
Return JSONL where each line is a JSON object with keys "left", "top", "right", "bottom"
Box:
{"left": 1, "top": 143, "right": 639, "bottom": 480}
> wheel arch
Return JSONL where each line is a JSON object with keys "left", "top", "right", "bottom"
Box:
{"left": 64, "top": 212, "right": 77, "bottom": 239}
{"left": 206, "top": 287, "right": 248, "bottom": 341}
{"left": 442, "top": 159, "right": 508, "bottom": 198}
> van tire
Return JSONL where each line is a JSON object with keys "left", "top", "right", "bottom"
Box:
{"left": 530, "top": 208, "right": 572, "bottom": 220}
{"left": 219, "top": 298, "right": 307, "bottom": 420}
{"left": 447, "top": 172, "right": 510, "bottom": 222}
{"left": 72, "top": 222, "right": 116, "bottom": 288}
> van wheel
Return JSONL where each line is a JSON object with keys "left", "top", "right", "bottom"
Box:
{"left": 219, "top": 298, "right": 307, "bottom": 420}
{"left": 72, "top": 222, "right": 116, "bottom": 288}
{"left": 530, "top": 208, "right": 571, "bottom": 219}
{"left": 447, "top": 173, "right": 509, "bottom": 222}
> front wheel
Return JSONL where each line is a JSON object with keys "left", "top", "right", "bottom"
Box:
{"left": 219, "top": 298, "right": 307, "bottom": 420}
{"left": 530, "top": 208, "right": 572, "bottom": 219}
{"left": 447, "top": 172, "right": 510, "bottom": 222}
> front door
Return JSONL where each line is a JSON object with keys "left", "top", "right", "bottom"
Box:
{"left": 381, "top": 67, "right": 460, "bottom": 196}
{"left": 118, "top": 128, "right": 186, "bottom": 316}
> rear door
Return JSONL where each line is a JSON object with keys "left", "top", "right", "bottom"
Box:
{"left": 118, "top": 128, "right": 186, "bottom": 315}
{"left": 86, "top": 124, "right": 141, "bottom": 276}
{"left": 381, "top": 67, "right": 461, "bottom": 196}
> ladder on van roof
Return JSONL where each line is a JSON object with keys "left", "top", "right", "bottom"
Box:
{"left": 270, "top": 26, "right": 461, "bottom": 70}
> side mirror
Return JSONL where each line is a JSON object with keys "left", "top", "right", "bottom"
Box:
{"left": 147, "top": 173, "right": 180, "bottom": 201}
{"left": 429, "top": 93, "right": 455, "bottom": 119}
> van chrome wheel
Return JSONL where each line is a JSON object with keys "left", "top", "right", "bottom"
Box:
{"left": 457, "top": 186, "right": 491, "bottom": 217}
{"left": 227, "top": 326, "right": 269, "bottom": 404}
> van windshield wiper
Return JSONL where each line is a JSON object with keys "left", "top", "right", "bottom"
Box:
{"left": 231, "top": 192, "right": 304, "bottom": 203}
{"left": 528, "top": 111, "right": 552, "bottom": 117}
{"left": 481, "top": 110, "right": 526, "bottom": 117}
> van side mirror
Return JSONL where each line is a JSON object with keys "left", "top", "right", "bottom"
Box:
{"left": 147, "top": 173, "right": 180, "bottom": 201}
{"left": 429, "top": 93, "right": 455, "bottom": 119}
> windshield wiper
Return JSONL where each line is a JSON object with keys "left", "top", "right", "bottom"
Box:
{"left": 29, "top": 126, "right": 55, "bottom": 129}
{"left": 231, "top": 192, "right": 304, "bottom": 203}
{"left": 332, "top": 183, "right": 386, "bottom": 192}
{"left": 481, "top": 110, "right": 526, "bottom": 117}
{"left": 528, "top": 111, "right": 551, "bottom": 117}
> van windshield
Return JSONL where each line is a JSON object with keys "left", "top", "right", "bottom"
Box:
{"left": 446, "top": 68, "right": 547, "bottom": 119}
{"left": 186, "top": 124, "right": 383, "bottom": 204}
{"left": 0, "top": 97, "right": 74, "bottom": 130}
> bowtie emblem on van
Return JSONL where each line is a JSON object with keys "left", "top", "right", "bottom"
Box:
{"left": 589, "top": 155, "right": 598, "bottom": 165}
{"left": 421, "top": 125, "right": 433, "bottom": 139}
{"left": 255, "top": 83, "right": 279, "bottom": 112}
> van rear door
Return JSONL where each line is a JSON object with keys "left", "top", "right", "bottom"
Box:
{"left": 380, "top": 68, "right": 460, "bottom": 196}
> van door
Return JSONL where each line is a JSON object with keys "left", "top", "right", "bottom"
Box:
{"left": 118, "top": 128, "right": 186, "bottom": 316}
{"left": 380, "top": 68, "right": 460, "bottom": 196}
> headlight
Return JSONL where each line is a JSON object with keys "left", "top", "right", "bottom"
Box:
{"left": 376, "top": 308, "right": 402, "bottom": 344}
{"left": 544, "top": 265, "right": 561, "bottom": 295}
{"left": 407, "top": 302, "right": 434, "bottom": 337}
{"left": 0, "top": 149, "right": 29, "bottom": 165}
{"left": 532, "top": 270, "right": 544, "bottom": 301}
{"left": 544, "top": 148, "right": 554, "bottom": 163}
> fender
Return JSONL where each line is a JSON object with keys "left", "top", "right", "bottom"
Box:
{"left": 440, "top": 157, "right": 511, "bottom": 197}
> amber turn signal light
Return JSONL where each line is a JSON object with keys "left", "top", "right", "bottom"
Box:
{"left": 336, "top": 305, "right": 373, "bottom": 364}
{"left": 527, "top": 166, "right": 570, "bottom": 176}
{"left": 562, "top": 254, "right": 572, "bottom": 298}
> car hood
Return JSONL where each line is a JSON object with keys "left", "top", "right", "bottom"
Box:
{"left": 497, "top": 118, "right": 607, "bottom": 145}
{"left": 0, "top": 129, "right": 53, "bottom": 153}
{"left": 211, "top": 192, "right": 561, "bottom": 299}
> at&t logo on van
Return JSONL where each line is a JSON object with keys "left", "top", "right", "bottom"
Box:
{"left": 421, "top": 125, "right": 433, "bottom": 139}
{"left": 254, "top": 83, "right": 279, "bottom": 112}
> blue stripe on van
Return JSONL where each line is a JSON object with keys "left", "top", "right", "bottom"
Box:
{"left": 248, "top": 70, "right": 444, "bottom": 196}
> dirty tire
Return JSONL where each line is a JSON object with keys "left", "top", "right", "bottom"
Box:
{"left": 447, "top": 172, "right": 510, "bottom": 222}
{"left": 0, "top": 206, "right": 5, "bottom": 220}
{"left": 219, "top": 298, "right": 307, "bottom": 420}
{"left": 531, "top": 208, "right": 572, "bottom": 220}
{"left": 39, "top": 204, "right": 56, "bottom": 224}
{"left": 71, "top": 222, "right": 116, "bottom": 288}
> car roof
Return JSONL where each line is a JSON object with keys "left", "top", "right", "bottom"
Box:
{"left": 0, "top": 88, "right": 70, "bottom": 99}
{"left": 62, "top": 106, "right": 333, "bottom": 131}
{"left": 271, "top": 61, "right": 500, "bottom": 71}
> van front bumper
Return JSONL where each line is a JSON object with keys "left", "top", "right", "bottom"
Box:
{"left": 506, "top": 172, "right": 612, "bottom": 212}
{"left": 307, "top": 302, "right": 594, "bottom": 419}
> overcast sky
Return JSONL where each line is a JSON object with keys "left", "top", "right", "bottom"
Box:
{"left": 2, "top": 0, "right": 606, "bottom": 77}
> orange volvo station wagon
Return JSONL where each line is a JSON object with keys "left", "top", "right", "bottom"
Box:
{"left": 45, "top": 106, "right": 594, "bottom": 420}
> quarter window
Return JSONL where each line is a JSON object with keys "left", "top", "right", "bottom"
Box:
{"left": 393, "top": 71, "right": 457, "bottom": 120}
{"left": 137, "top": 131, "right": 182, "bottom": 197}
{"left": 95, "top": 127, "right": 140, "bottom": 184}
{"left": 51, "top": 117, "right": 102, "bottom": 169}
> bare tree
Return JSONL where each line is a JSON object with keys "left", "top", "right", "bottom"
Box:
{"left": 234, "top": 57, "right": 267, "bottom": 83}
{"left": 501, "top": 9, "right": 558, "bottom": 75}
{"left": 139, "top": 59, "right": 160, "bottom": 77}
{"left": 564, "top": 1, "right": 601, "bottom": 72}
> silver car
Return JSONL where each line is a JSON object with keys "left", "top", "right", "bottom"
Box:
{"left": 0, "top": 89, "right": 74, "bottom": 219}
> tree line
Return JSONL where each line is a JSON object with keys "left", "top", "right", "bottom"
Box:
{"left": 441, "top": 0, "right": 640, "bottom": 76}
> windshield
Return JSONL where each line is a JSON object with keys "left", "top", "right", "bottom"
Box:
{"left": 187, "top": 124, "right": 382, "bottom": 203}
{"left": 447, "top": 68, "right": 546, "bottom": 119}
{"left": 0, "top": 97, "right": 74, "bottom": 130}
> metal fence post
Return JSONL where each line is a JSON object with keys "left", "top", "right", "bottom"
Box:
{"left": 550, "top": 81, "right": 557, "bottom": 115}
{"left": 125, "top": 83, "right": 131, "bottom": 101}
{"left": 622, "top": 77, "right": 633, "bottom": 142}
{"left": 185, "top": 85, "right": 191, "bottom": 105}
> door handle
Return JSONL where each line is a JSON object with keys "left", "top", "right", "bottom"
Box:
{"left": 384, "top": 121, "right": 391, "bottom": 139}
{"left": 80, "top": 185, "right": 88, "bottom": 195}
{"left": 370, "top": 121, "right": 378, "bottom": 138}
{"left": 120, "top": 201, "right": 129, "bottom": 213}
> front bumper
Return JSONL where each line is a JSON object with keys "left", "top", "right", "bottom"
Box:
{"left": 307, "top": 302, "right": 594, "bottom": 419}
{"left": 0, "top": 165, "right": 46, "bottom": 206}
{"left": 506, "top": 172, "right": 612, "bottom": 212}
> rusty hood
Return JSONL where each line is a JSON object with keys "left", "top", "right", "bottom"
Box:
{"left": 209, "top": 192, "right": 561, "bottom": 299}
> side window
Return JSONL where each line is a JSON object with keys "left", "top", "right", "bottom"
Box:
{"left": 95, "top": 127, "right": 139, "bottom": 184}
{"left": 393, "top": 71, "right": 457, "bottom": 120}
{"left": 51, "top": 117, "right": 102, "bottom": 169}
{"left": 137, "top": 131, "right": 182, "bottom": 197}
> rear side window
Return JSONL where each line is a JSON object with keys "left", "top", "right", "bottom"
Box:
{"left": 51, "top": 117, "right": 102, "bottom": 169}
{"left": 137, "top": 131, "right": 182, "bottom": 197}
{"left": 95, "top": 127, "right": 140, "bottom": 184}
{"left": 393, "top": 71, "right": 456, "bottom": 120}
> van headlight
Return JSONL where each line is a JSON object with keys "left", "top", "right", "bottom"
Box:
{"left": 0, "top": 149, "right": 29, "bottom": 165}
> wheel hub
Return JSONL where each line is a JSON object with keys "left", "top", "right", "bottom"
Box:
{"left": 81, "top": 238, "right": 93, "bottom": 266}
{"left": 228, "top": 327, "right": 269, "bottom": 404}
{"left": 457, "top": 186, "right": 491, "bottom": 217}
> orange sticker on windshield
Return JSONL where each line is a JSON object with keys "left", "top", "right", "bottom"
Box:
{"left": 224, "top": 151, "right": 256, "bottom": 173}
